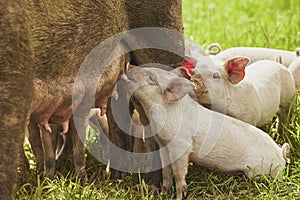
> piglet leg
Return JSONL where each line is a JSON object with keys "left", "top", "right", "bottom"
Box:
{"left": 168, "top": 147, "right": 190, "bottom": 200}
{"left": 159, "top": 146, "right": 173, "bottom": 194}
{"left": 277, "top": 104, "right": 291, "bottom": 134}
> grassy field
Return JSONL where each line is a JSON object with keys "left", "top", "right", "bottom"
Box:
{"left": 17, "top": 0, "right": 300, "bottom": 199}
{"left": 183, "top": 0, "right": 300, "bottom": 50}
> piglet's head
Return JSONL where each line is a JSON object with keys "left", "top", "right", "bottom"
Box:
{"left": 164, "top": 77, "right": 194, "bottom": 101}
{"left": 122, "top": 67, "right": 194, "bottom": 104}
{"left": 224, "top": 57, "right": 249, "bottom": 84}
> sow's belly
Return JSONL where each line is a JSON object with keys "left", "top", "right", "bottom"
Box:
{"left": 27, "top": 78, "right": 76, "bottom": 132}
{"left": 27, "top": 56, "right": 124, "bottom": 131}
{"left": 27, "top": 74, "right": 117, "bottom": 131}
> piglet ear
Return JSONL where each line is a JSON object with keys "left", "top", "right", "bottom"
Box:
{"left": 171, "top": 67, "right": 192, "bottom": 79}
{"left": 164, "top": 78, "right": 193, "bottom": 101}
{"left": 124, "top": 62, "right": 135, "bottom": 73}
{"left": 282, "top": 143, "right": 290, "bottom": 163}
{"left": 224, "top": 57, "right": 249, "bottom": 84}
{"left": 296, "top": 47, "right": 300, "bottom": 57}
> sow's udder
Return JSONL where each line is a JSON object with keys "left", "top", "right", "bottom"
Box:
{"left": 28, "top": 78, "right": 77, "bottom": 130}
{"left": 28, "top": 77, "right": 114, "bottom": 130}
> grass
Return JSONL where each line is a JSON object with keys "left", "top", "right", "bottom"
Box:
{"left": 183, "top": 0, "right": 300, "bottom": 50}
{"left": 17, "top": 0, "right": 300, "bottom": 199}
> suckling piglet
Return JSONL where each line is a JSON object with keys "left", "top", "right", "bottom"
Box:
{"left": 122, "top": 67, "right": 290, "bottom": 200}
{"left": 189, "top": 56, "right": 295, "bottom": 130}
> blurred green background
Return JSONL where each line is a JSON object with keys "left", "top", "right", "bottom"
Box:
{"left": 183, "top": 0, "right": 300, "bottom": 50}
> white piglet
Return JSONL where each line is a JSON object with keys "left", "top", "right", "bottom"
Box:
{"left": 189, "top": 55, "right": 295, "bottom": 130}
{"left": 216, "top": 47, "right": 297, "bottom": 67}
{"left": 288, "top": 48, "right": 300, "bottom": 89}
{"left": 122, "top": 67, "right": 290, "bottom": 200}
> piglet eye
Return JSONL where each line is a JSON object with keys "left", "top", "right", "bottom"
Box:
{"left": 212, "top": 72, "right": 221, "bottom": 79}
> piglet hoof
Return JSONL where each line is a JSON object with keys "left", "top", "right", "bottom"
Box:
{"left": 176, "top": 184, "right": 188, "bottom": 200}
{"left": 162, "top": 185, "right": 172, "bottom": 195}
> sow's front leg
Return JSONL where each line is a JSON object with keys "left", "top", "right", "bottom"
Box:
{"left": 0, "top": 1, "right": 33, "bottom": 199}
{"left": 69, "top": 116, "right": 87, "bottom": 178}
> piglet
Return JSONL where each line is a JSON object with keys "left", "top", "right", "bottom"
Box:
{"left": 216, "top": 47, "right": 297, "bottom": 67}
{"left": 188, "top": 55, "right": 295, "bottom": 130}
{"left": 122, "top": 67, "right": 290, "bottom": 200}
{"left": 289, "top": 48, "right": 300, "bottom": 89}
